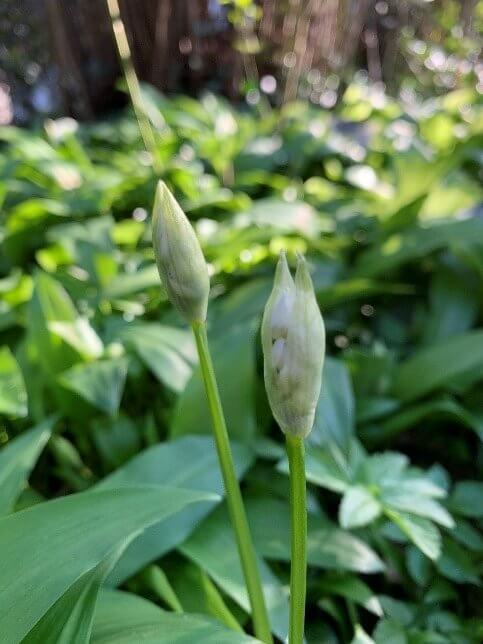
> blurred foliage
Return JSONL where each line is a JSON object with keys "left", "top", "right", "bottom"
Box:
{"left": 0, "top": 82, "right": 482, "bottom": 642}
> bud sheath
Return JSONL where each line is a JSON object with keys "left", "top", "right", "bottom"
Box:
{"left": 261, "top": 252, "right": 325, "bottom": 437}
{"left": 152, "top": 181, "right": 210, "bottom": 323}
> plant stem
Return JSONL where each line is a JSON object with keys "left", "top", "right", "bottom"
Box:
{"left": 191, "top": 322, "right": 273, "bottom": 644}
{"left": 286, "top": 434, "right": 307, "bottom": 644}
{"left": 106, "top": 0, "right": 162, "bottom": 174}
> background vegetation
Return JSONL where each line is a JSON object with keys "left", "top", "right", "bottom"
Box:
{"left": 0, "top": 1, "right": 482, "bottom": 643}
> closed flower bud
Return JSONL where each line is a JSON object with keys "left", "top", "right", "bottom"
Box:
{"left": 261, "top": 252, "right": 325, "bottom": 438}
{"left": 152, "top": 181, "right": 210, "bottom": 323}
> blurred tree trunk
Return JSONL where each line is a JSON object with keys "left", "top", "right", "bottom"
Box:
{"left": 44, "top": 0, "right": 236, "bottom": 119}
{"left": 45, "top": 0, "right": 120, "bottom": 118}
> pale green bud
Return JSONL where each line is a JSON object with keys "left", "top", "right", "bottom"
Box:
{"left": 261, "top": 252, "right": 325, "bottom": 438}
{"left": 152, "top": 181, "right": 210, "bottom": 323}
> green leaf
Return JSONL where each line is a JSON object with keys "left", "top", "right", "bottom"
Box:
{"left": 363, "top": 397, "right": 483, "bottom": 443}
{"left": 0, "top": 416, "right": 55, "bottom": 515}
{"left": 171, "top": 323, "right": 257, "bottom": 441}
{"left": 319, "top": 573, "right": 383, "bottom": 616}
{"left": 120, "top": 323, "right": 195, "bottom": 392}
{"left": 58, "top": 357, "right": 128, "bottom": 415}
{"left": 22, "top": 541, "right": 130, "bottom": 644}
{"left": 373, "top": 618, "right": 407, "bottom": 644}
{"left": 381, "top": 489, "right": 454, "bottom": 529}
{"left": 239, "top": 198, "right": 320, "bottom": 236}
{"left": 386, "top": 510, "right": 441, "bottom": 560}
{"left": 0, "top": 346, "right": 28, "bottom": 417}
{"left": 297, "top": 441, "right": 365, "bottom": 494}
{"left": 180, "top": 502, "right": 289, "bottom": 641}
{"left": 246, "top": 497, "right": 385, "bottom": 574}
{"left": 311, "top": 357, "right": 355, "bottom": 454}
{"left": 405, "top": 546, "right": 432, "bottom": 587}
{"left": 48, "top": 318, "right": 104, "bottom": 361}
{"left": 361, "top": 452, "right": 409, "bottom": 486}
{"left": 91, "top": 415, "right": 141, "bottom": 470}
{"left": 102, "top": 264, "right": 162, "bottom": 300}
{"left": 450, "top": 518, "right": 483, "bottom": 552}
{"left": 448, "top": 481, "right": 483, "bottom": 518}
{"left": 422, "top": 268, "right": 479, "bottom": 344}
{"left": 436, "top": 537, "right": 481, "bottom": 585}
{"left": 355, "top": 218, "right": 483, "bottom": 278}
{"left": 139, "top": 565, "right": 183, "bottom": 613}
{"left": 97, "top": 436, "right": 254, "bottom": 585}
{"left": 169, "top": 557, "right": 243, "bottom": 632}
{"left": 339, "top": 486, "right": 382, "bottom": 529}
{"left": 28, "top": 271, "right": 81, "bottom": 375}
{"left": 0, "top": 485, "right": 214, "bottom": 643}
{"left": 392, "top": 331, "right": 483, "bottom": 402}
{"left": 317, "top": 279, "right": 413, "bottom": 310}
{"left": 91, "top": 589, "right": 259, "bottom": 643}
{"left": 351, "top": 625, "right": 376, "bottom": 644}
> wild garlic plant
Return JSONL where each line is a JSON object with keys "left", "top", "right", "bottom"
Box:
{"left": 262, "top": 251, "right": 326, "bottom": 644}
{"left": 152, "top": 181, "right": 273, "bottom": 644}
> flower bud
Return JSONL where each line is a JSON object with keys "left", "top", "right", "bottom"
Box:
{"left": 261, "top": 252, "right": 325, "bottom": 438}
{"left": 152, "top": 181, "right": 210, "bottom": 323}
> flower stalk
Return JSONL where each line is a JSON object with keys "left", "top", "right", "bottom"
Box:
{"left": 286, "top": 435, "right": 307, "bottom": 644}
{"left": 261, "top": 251, "right": 325, "bottom": 644}
{"left": 152, "top": 181, "right": 272, "bottom": 643}
{"left": 192, "top": 322, "right": 273, "bottom": 644}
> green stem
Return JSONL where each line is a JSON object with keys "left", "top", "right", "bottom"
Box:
{"left": 191, "top": 322, "right": 273, "bottom": 644}
{"left": 106, "top": 0, "right": 162, "bottom": 175}
{"left": 286, "top": 435, "right": 307, "bottom": 644}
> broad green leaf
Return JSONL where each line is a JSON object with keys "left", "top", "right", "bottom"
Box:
{"left": 171, "top": 322, "right": 257, "bottom": 441}
{"left": 363, "top": 397, "right": 483, "bottom": 443}
{"left": 120, "top": 323, "right": 195, "bottom": 393}
{"left": 380, "top": 489, "right": 454, "bottom": 529}
{"left": 317, "top": 279, "right": 413, "bottom": 309}
{"left": 28, "top": 271, "right": 81, "bottom": 375}
{"left": 361, "top": 452, "right": 409, "bottom": 487}
{"left": 386, "top": 510, "right": 441, "bottom": 560}
{"left": 382, "top": 146, "right": 452, "bottom": 219}
{"left": 97, "top": 436, "right": 254, "bottom": 585}
{"left": 246, "top": 497, "right": 385, "bottom": 574}
{"left": 48, "top": 318, "right": 104, "bottom": 361}
{"left": 436, "top": 537, "right": 480, "bottom": 585}
{"left": 102, "top": 264, "right": 162, "bottom": 300}
{"left": 208, "top": 279, "right": 271, "bottom": 333}
{"left": 22, "top": 541, "right": 130, "bottom": 644}
{"left": 449, "top": 518, "right": 483, "bottom": 552}
{"left": 405, "top": 546, "right": 432, "bottom": 586}
{"left": 373, "top": 618, "right": 407, "bottom": 644}
{"left": 180, "top": 502, "right": 289, "bottom": 641}
{"left": 91, "top": 415, "right": 141, "bottom": 470}
{"left": 422, "top": 268, "right": 479, "bottom": 344}
{"left": 448, "top": 481, "right": 483, "bottom": 518}
{"left": 378, "top": 596, "right": 414, "bottom": 625}
{"left": 58, "top": 357, "right": 128, "bottom": 415}
{"left": 319, "top": 573, "right": 383, "bottom": 616}
{"left": 0, "top": 346, "right": 27, "bottom": 417}
{"left": 0, "top": 416, "right": 55, "bottom": 515}
{"left": 392, "top": 331, "right": 483, "bottom": 402}
{"left": 355, "top": 218, "right": 483, "bottom": 278}
{"left": 311, "top": 357, "right": 355, "bottom": 454}
{"left": 234, "top": 198, "right": 321, "bottom": 236}
{"left": 339, "top": 486, "right": 382, "bottom": 529}
{"left": 294, "top": 441, "right": 365, "bottom": 494}
{"left": 91, "top": 589, "right": 259, "bottom": 643}
{"left": 0, "top": 485, "right": 214, "bottom": 642}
